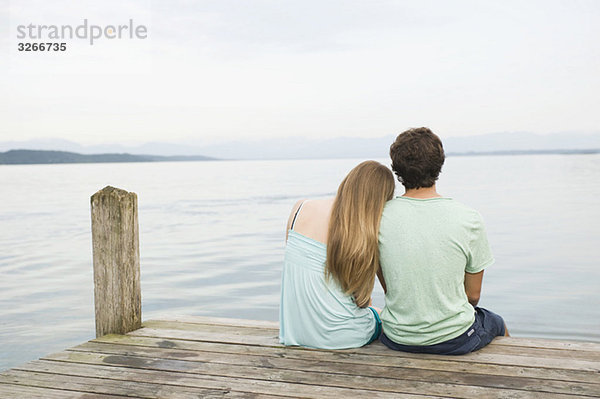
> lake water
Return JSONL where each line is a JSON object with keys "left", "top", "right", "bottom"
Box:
{"left": 1, "top": 154, "right": 599, "bottom": 371}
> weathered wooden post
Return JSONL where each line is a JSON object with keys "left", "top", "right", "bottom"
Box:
{"left": 91, "top": 186, "right": 141, "bottom": 338}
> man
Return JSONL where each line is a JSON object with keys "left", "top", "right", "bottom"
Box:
{"left": 378, "top": 127, "right": 508, "bottom": 355}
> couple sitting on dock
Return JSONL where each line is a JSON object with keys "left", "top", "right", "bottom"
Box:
{"left": 279, "top": 127, "right": 509, "bottom": 355}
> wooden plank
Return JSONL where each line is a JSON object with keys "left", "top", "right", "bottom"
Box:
{"left": 365, "top": 341, "right": 600, "bottom": 369}
{"left": 95, "top": 334, "right": 600, "bottom": 384}
{"left": 167, "top": 315, "right": 280, "bottom": 329}
{"left": 0, "top": 383, "right": 135, "bottom": 399}
{"left": 456, "top": 341, "right": 600, "bottom": 361}
{"left": 156, "top": 315, "right": 600, "bottom": 352}
{"left": 71, "top": 341, "right": 600, "bottom": 397}
{"left": 142, "top": 320, "right": 600, "bottom": 362}
{"left": 142, "top": 316, "right": 600, "bottom": 361}
{"left": 16, "top": 360, "right": 430, "bottom": 399}
{"left": 491, "top": 337, "right": 600, "bottom": 353}
{"left": 155, "top": 317, "right": 600, "bottom": 353}
{"left": 129, "top": 327, "right": 600, "bottom": 372}
{"left": 142, "top": 320, "right": 280, "bottom": 337}
{"left": 1, "top": 368, "right": 275, "bottom": 399}
{"left": 130, "top": 327, "right": 274, "bottom": 346}
{"left": 40, "top": 349, "right": 590, "bottom": 399}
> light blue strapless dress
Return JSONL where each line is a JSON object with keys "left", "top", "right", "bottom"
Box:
{"left": 279, "top": 229, "right": 378, "bottom": 349}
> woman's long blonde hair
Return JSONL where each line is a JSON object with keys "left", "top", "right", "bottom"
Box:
{"left": 326, "top": 160, "right": 395, "bottom": 308}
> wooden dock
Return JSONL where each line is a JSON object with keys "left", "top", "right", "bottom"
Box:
{"left": 1, "top": 315, "right": 599, "bottom": 398}
{"left": 3, "top": 187, "right": 599, "bottom": 397}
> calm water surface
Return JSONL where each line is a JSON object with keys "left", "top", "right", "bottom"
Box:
{"left": 1, "top": 154, "right": 599, "bottom": 371}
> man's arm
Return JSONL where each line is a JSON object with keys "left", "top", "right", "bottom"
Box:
{"left": 464, "top": 270, "right": 484, "bottom": 306}
{"left": 377, "top": 266, "right": 387, "bottom": 294}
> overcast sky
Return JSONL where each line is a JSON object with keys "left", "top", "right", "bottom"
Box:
{"left": 1, "top": 0, "right": 599, "bottom": 145}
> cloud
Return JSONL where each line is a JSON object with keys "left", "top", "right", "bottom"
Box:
{"left": 1, "top": 0, "right": 599, "bottom": 144}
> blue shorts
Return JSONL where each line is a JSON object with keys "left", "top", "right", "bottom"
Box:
{"left": 380, "top": 307, "right": 505, "bottom": 355}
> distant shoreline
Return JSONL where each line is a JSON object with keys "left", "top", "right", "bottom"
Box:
{"left": 447, "top": 148, "right": 600, "bottom": 157}
{"left": 0, "top": 150, "right": 217, "bottom": 165}
{"left": 0, "top": 148, "right": 598, "bottom": 165}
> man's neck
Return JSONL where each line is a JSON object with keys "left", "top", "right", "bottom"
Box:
{"left": 402, "top": 185, "right": 442, "bottom": 199}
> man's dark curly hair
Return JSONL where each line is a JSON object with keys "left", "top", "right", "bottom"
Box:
{"left": 389, "top": 127, "right": 445, "bottom": 189}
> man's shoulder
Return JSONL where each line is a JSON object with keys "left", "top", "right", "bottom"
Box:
{"left": 445, "top": 198, "right": 481, "bottom": 214}
{"left": 383, "top": 197, "right": 483, "bottom": 220}
{"left": 442, "top": 199, "right": 485, "bottom": 225}
{"left": 384, "top": 197, "right": 477, "bottom": 210}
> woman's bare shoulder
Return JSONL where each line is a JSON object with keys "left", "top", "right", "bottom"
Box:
{"left": 302, "top": 197, "right": 334, "bottom": 210}
{"left": 299, "top": 198, "right": 335, "bottom": 224}
{"left": 287, "top": 198, "right": 334, "bottom": 243}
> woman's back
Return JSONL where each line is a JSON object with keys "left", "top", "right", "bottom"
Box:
{"left": 279, "top": 199, "right": 378, "bottom": 349}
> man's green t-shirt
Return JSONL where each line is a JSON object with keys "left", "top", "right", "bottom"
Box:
{"left": 378, "top": 197, "right": 494, "bottom": 346}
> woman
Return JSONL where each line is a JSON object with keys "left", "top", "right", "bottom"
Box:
{"left": 279, "top": 160, "right": 395, "bottom": 349}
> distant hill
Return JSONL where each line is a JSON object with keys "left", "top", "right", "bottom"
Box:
{"left": 0, "top": 150, "right": 216, "bottom": 165}
{"left": 446, "top": 148, "right": 600, "bottom": 156}
{"left": 1, "top": 131, "right": 599, "bottom": 160}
